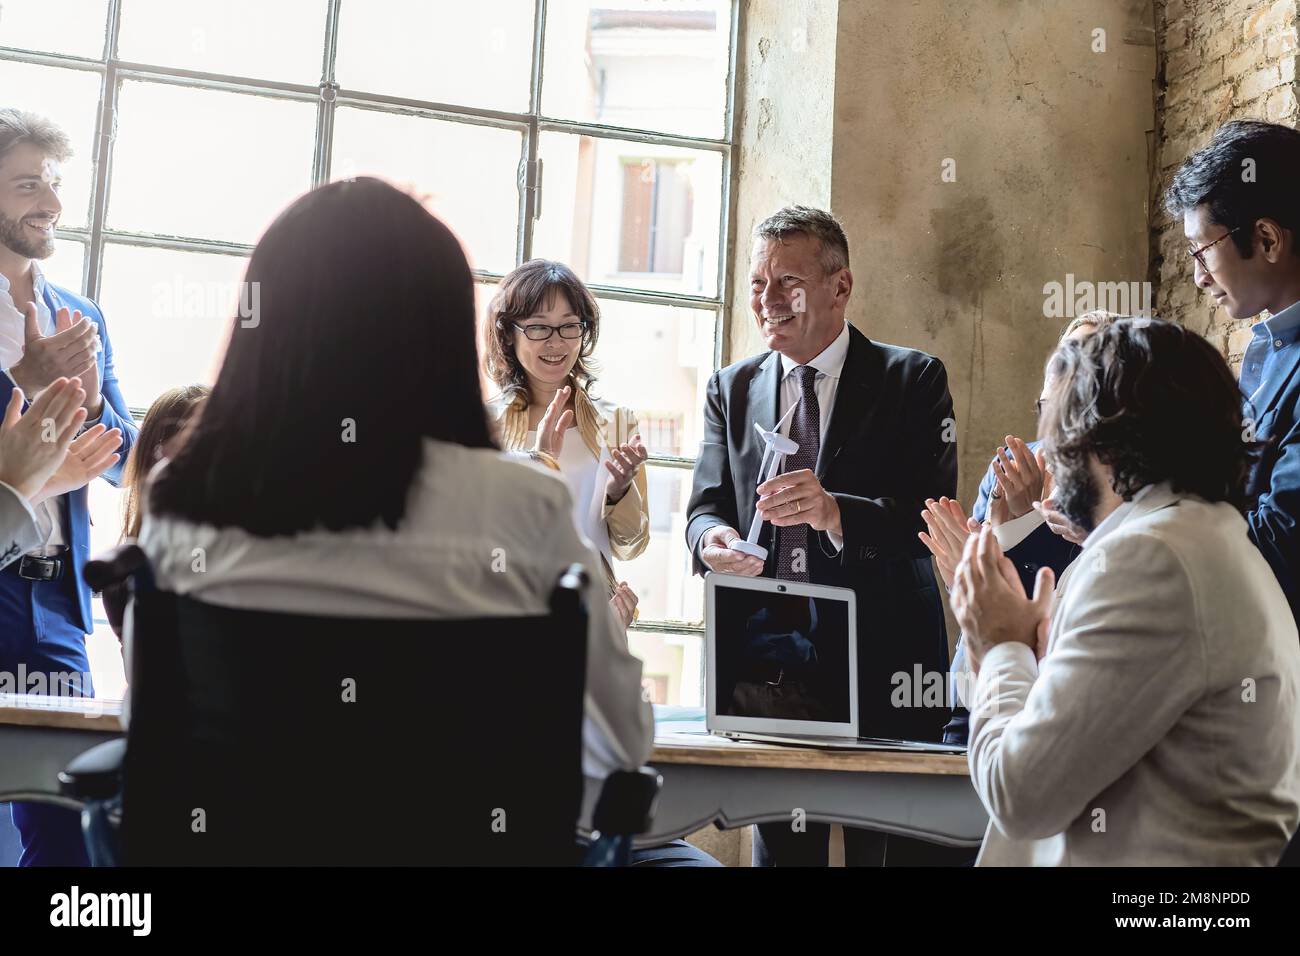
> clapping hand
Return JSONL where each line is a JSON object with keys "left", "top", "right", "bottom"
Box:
{"left": 31, "top": 423, "right": 123, "bottom": 504}
{"left": 0, "top": 378, "right": 88, "bottom": 501}
{"left": 987, "top": 437, "right": 1046, "bottom": 526}
{"left": 604, "top": 434, "right": 648, "bottom": 503}
{"left": 609, "top": 580, "right": 639, "bottom": 629}
{"left": 950, "top": 526, "right": 1054, "bottom": 671}
{"left": 918, "top": 496, "right": 980, "bottom": 590}
{"left": 10, "top": 305, "right": 100, "bottom": 404}
{"left": 533, "top": 385, "right": 573, "bottom": 458}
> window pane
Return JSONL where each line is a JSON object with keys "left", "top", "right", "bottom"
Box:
{"left": 88, "top": 480, "right": 125, "bottom": 564}
{"left": 88, "top": 478, "right": 127, "bottom": 699}
{"left": 476, "top": 279, "right": 500, "bottom": 400}
{"left": 97, "top": 244, "right": 246, "bottom": 407}
{"left": 0, "top": 61, "right": 100, "bottom": 228}
{"left": 117, "top": 0, "right": 327, "bottom": 85}
{"left": 542, "top": 0, "right": 732, "bottom": 139}
{"left": 589, "top": 298, "right": 713, "bottom": 458}
{"left": 43, "top": 238, "right": 86, "bottom": 293}
{"left": 629, "top": 631, "right": 703, "bottom": 707}
{"left": 332, "top": 108, "right": 521, "bottom": 274}
{"left": 614, "top": 463, "right": 703, "bottom": 626}
{"left": 0, "top": 0, "right": 109, "bottom": 59}
{"left": 109, "top": 81, "right": 316, "bottom": 244}
{"left": 534, "top": 131, "right": 722, "bottom": 297}
{"left": 335, "top": 0, "right": 534, "bottom": 112}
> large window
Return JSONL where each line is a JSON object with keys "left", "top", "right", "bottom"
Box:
{"left": 1, "top": 0, "right": 738, "bottom": 704}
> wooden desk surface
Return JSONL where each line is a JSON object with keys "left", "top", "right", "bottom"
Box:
{"left": 651, "top": 732, "right": 970, "bottom": 775}
{"left": 0, "top": 694, "right": 124, "bottom": 733}
{"left": 0, "top": 699, "right": 968, "bottom": 776}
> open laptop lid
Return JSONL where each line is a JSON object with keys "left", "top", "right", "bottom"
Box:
{"left": 706, "top": 572, "right": 858, "bottom": 739}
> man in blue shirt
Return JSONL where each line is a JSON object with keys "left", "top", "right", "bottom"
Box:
{"left": 0, "top": 109, "right": 138, "bottom": 865}
{"left": 1165, "top": 120, "right": 1300, "bottom": 626}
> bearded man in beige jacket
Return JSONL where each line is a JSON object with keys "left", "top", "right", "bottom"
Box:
{"left": 952, "top": 318, "right": 1300, "bottom": 866}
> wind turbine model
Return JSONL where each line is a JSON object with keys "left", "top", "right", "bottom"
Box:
{"left": 731, "top": 403, "right": 800, "bottom": 562}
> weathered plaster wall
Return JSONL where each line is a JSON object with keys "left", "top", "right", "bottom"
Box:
{"left": 727, "top": 0, "right": 840, "bottom": 362}
{"left": 828, "top": 0, "right": 1157, "bottom": 507}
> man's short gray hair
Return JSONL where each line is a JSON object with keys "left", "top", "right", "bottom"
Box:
{"left": 753, "top": 205, "right": 850, "bottom": 274}
{"left": 0, "top": 109, "right": 73, "bottom": 167}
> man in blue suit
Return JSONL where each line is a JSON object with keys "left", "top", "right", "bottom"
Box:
{"left": 1165, "top": 120, "right": 1300, "bottom": 628}
{"left": 0, "top": 109, "right": 138, "bottom": 865}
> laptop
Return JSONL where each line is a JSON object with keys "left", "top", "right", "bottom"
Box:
{"left": 705, "top": 572, "right": 964, "bottom": 752}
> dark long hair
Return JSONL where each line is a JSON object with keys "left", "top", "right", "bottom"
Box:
{"left": 1044, "top": 318, "right": 1258, "bottom": 511}
{"left": 148, "top": 177, "right": 496, "bottom": 536}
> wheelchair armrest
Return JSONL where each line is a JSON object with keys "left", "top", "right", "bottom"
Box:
{"left": 58, "top": 737, "right": 127, "bottom": 801}
{"left": 592, "top": 766, "right": 662, "bottom": 837}
{"left": 83, "top": 544, "right": 149, "bottom": 592}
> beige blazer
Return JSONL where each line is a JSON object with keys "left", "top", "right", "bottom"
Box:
{"left": 487, "top": 383, "right": 650, "bottom": 586}
{"left": 969, "top": 483, "right": 1300, "bottom": 866}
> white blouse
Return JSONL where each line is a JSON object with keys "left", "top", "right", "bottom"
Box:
{"left": 525, "top": 428, "right": 610, "bottom": 562}
{"left": 139, "top": 437, "right": 653, "bottom": 779}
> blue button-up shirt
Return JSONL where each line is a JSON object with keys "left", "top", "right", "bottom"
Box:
{"left": 1241, "top": 299, "right": 1300, "bottom": 409}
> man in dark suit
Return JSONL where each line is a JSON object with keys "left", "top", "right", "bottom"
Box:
{"left": 686, "top": 205, "right": 958, "bottom": 865}
{"left": 1165, "top": 120, "right": 1300, "bottom": 628}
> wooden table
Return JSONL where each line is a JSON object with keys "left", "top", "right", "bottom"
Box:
{"left": 0, "top": 695, "right": 124, "bottom": 810}
{"left": 1, "top": 698, "right": 988, "bottom": 849}
{"left": 580, "top": 730, "right": 988, "bottom": 848}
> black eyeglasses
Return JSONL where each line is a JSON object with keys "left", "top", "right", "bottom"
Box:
{"left": 511, "top": 321, "right": 588, "bottom": 341}
{"left": 1188, "top": 227, "right": 1241, "bottom": 272}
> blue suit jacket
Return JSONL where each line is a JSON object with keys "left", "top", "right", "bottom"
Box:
{"left": 1246, "top": 337, "right": 1300, "bottom": 625}
{"left": 0, "top": 281, "right": 138, "bottom": 635}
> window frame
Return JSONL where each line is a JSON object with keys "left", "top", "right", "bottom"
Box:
{"left": 0, "top": 0, "right": 739, "bottom": 644}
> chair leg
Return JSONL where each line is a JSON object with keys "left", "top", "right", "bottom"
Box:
{"left": 79, "top": 796, "right": 121, "bottom": 867}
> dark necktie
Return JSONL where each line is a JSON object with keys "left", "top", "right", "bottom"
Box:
{"left": 774, "top": 365, "right": 820, "bottom": 582}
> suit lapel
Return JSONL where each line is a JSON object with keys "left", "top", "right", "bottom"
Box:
{"left": 815, "top": 327, "right": 876, "bottom": 479}
{"left": 750, "top": 351, "right": 780, "bottom": 435}
{"left": 1250, "top": 341, "right": 1300, "bottom": 424}
{"left": 739, "top": 353, "right": 782, "bottom": 535}
{"left": 746, "top": 351, "right": 781, "bottom": 477}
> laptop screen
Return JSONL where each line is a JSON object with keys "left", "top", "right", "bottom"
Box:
{"left": 713, "top": 583, "right": 852, "bottom": 725}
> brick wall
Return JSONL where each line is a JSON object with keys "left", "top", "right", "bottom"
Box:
{"left": 1153, "top": 0, "right": 1299, "bottom": 364}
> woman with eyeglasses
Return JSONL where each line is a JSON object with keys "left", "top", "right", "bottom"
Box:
{"left": 483, "top": 260, "right": 650, "bottom": 631}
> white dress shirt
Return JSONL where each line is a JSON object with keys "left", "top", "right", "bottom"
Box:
{"left": 139, "top": 437, "right": 655, "bottom": 780}
{"left": 0, "top": 262, "right": 63, "bottom": 548}
{"left": 0, "top": 480, "right": 40, "bottom": 569}
{"left": 776, "top": 321, "right": 851, "bottom": 551}
{"left": 525, "top": 427, "right": 611, "bottom": 563}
